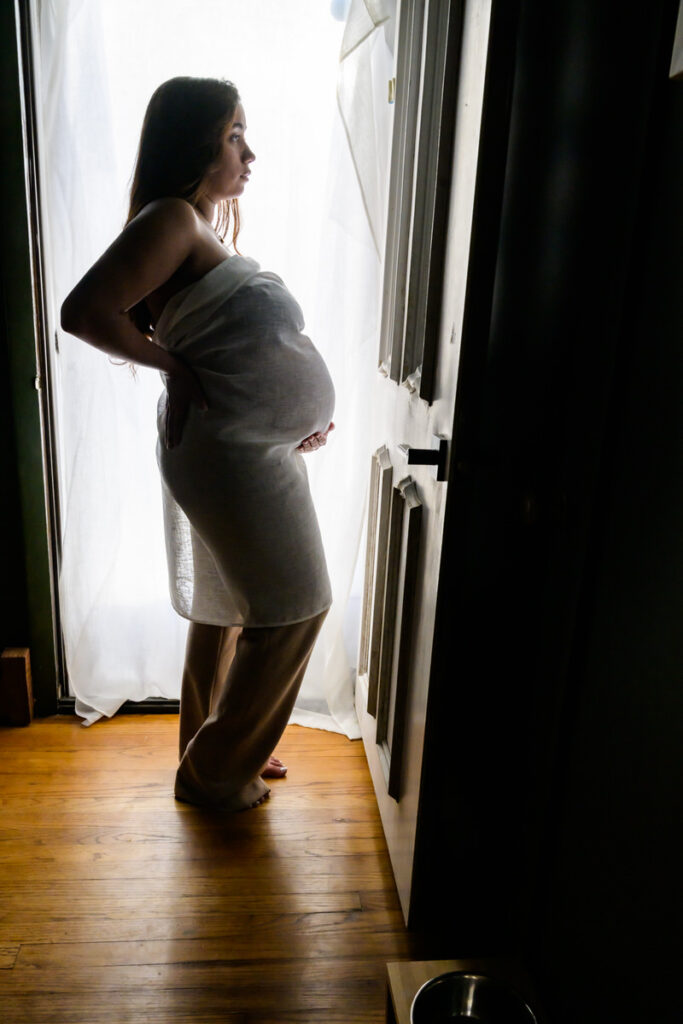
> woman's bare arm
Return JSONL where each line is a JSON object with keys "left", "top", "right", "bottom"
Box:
{"left": 60, "top": 197, "right": 200, "bottom": 375}
{"left": 61, "top": 198, "right": 208, "bottom": 447}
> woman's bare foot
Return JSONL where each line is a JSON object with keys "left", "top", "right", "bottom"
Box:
{"left": 261, "top": 755, "right": 287, "bottom": 778}
{"left": 175, "top": 773, "right": 270, "bottom": 811}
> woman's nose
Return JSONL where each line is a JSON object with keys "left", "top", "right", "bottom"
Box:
{"left": 244, "top": 146, "right": 255, "bottom": 164}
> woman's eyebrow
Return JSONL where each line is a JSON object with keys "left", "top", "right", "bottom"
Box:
{"left": 231, "top": 122, "right": 245, "bottom": 131}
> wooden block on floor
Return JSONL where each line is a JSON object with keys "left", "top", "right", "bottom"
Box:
{"left": 0, "top": 648, "right": 33, "bottom": 726}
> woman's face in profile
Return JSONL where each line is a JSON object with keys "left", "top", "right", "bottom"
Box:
{"left": 203, "top": 103, "right": 255, "bottom": 202}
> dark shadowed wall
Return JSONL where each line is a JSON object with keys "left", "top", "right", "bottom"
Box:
{"left": 538, "top": 29, "right": 683, "bottom": 1021}
{"left": 413, "top": 3, "right": 681, "bottom": 1021}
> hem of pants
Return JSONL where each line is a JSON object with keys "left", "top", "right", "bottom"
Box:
{"left": 174, "top": 770, "right": 270, "bottom": 812}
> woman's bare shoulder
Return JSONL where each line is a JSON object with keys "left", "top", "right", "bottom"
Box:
{"left": 132, "top": 197, "right": 201, "bottom": 234}
{"left": 61, "top": 198, "right": 202, "bottom": 325}
{"left": 108, "top": 196, "right": 202, "bottom": 270}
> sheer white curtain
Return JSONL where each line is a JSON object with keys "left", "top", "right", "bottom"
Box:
{"left": 35, "top": 0, "right": 394, "bottom": 735}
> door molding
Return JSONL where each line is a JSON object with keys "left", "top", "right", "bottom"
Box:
{"left": 1, "top": 0, "right": 60, "bottom": 710}
{"left": 375, "top": 476, "right": 423, "bottom": 801}
{"left": 378, "top": 0, "right": 426, "bottom": 381}
{"left": 360, "top": 445, "right": 393, "bottom": 717}
{"left": 380, "top": 0, "right": 465, "bottom": 402}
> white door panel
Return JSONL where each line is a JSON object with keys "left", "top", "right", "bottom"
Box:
{"left": 357, "top": 0, "right": 493, "bottom": 921}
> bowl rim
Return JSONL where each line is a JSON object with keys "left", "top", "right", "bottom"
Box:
{"left": 410, "top": 970, "right": 538, "bottom": 1023}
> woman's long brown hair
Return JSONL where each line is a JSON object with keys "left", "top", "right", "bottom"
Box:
{"left": 126, "top": 77, "right": 241, "bottom": 335}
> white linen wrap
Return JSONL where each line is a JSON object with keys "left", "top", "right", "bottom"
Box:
{"left": 154, "top": 255, "right": 335, "bottom": 627}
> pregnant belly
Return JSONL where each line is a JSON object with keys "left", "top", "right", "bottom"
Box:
{"left": 269, "top": 346, "right": 335, "bottom": 441}
{"left": 173, "top": 336, "right": 336, "bottom": 450}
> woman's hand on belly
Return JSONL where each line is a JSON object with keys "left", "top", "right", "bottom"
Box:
{"left": 296, "top": 421, "right": 335, "bottom": 454}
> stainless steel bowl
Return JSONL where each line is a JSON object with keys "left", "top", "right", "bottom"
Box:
{"left": 410, "top": 971, "right": 538, "bottom": 1024}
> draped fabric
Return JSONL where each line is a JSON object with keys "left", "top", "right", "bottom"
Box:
{"left": 155, "top": 257, "right": 336, "bottom": 627}
{"left": 34, "top": 0, "right": 394, "bottom": 735}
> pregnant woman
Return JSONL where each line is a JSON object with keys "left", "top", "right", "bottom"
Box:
{"left": 61, "top": 77, "right": 335, "bottom": 811}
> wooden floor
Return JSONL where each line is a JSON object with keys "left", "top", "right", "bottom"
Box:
{"left": 0, "top": 715, "right": 417, "bottom": 1023}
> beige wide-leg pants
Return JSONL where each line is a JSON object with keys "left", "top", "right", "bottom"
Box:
{"left": 175, "top": 609, "right": 328, "bottom": 811}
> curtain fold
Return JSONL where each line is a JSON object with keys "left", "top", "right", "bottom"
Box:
{"left": 337, "top": 0, "right": 396, "bottom": 255}
{"left": 35, "top": 0, "right": 394, "bottom": 736}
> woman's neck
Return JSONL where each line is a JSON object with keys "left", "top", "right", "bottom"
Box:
{"left": 195, "top": 196, "right": 216, "bottom": 226}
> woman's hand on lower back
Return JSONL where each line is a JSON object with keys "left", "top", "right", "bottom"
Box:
{"left": 164, "top": 360, "right": 208, "bottom": 449}
{"left": 297, "top": 421, "right": 335, "bottom": 454}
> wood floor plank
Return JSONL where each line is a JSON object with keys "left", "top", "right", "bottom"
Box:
{"left": 0, "top": 890, "right": 361, "bottom": 921}
{"left": 0, "top": 1002, "right": 384, "bottom": 1024}
{"left": 0, "top": 805, "right": 383, "bottom": 834}
{"left": 2, "top": 908, "right": 404, "bottom": 946}
{"left": 0, "top": 954, "right": 390, "bottom": 994}
{"left": 0, "top": 873, "right": 394, "bottom": 897}
{"left": 0, "top": 835, "right": 390, "bottom": 865}
{"left": 0, "top": 855, "right": 391, "bottom": 887}
{"left": 0, "top": 945, "right": 19, "bottom": 969}
{"left": 0, "top": 719, "right": 360, "bottom": 752}
{"left": 0, "top": 999, "right": 385, "bottom": 1024}
{"left": 0, "top": 820, "right": 385, "bottom": 847}
{"left": 0, "top": 781, "right": 377, "bottom": 809}
{"left": 14, "top": 909, "right": 412, "bottom": 966}
{"left": 0, "top": 755, "right": 368, "bottom": 781}
{"left": 4, "top": 916, "right": 392, "bottom": 948}
{"left": 359, "top": 888, "right": 412, "bottom": 912}
{"left": 0, "top": 716, "right": 416, "bottom": 1023}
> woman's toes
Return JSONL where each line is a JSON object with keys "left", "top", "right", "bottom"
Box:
{"left": 261, "top": 755, "right": 288, "bottom": 778}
